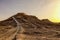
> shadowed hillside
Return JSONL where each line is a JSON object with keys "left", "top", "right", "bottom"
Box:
{"left": 0, "top": 13, "right": 60, "bottom": 40}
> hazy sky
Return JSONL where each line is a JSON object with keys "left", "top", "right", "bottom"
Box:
{"left": 0, "top": 0, "right": 59, "bottom": 21}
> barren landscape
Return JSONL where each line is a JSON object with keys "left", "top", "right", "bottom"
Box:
{"left": 0, "top": 13, "right": 60, "bottom": 40}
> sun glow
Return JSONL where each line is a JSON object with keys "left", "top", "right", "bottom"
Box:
{"left": 49, "top": 1, "right": 60, "bottom": 23}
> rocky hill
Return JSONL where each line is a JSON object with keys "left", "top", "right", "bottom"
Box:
{"left": 0, "top": 13, "right": 60, "bottom": 40}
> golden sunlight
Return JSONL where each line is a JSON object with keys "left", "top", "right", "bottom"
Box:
{"left": 49, "top": 1, "right": 60, "bottom": 23}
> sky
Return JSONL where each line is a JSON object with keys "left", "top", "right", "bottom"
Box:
{"left": 0, "top": 0, "right": 59, "bottom": 21}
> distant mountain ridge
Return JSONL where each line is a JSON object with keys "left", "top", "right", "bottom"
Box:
{"left": 0, "top": 13, "right": 60, "bottom": 26}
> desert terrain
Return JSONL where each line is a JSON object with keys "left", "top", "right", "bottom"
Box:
{"left": 0, "top": 13, "right": 60, "bottom": 40}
